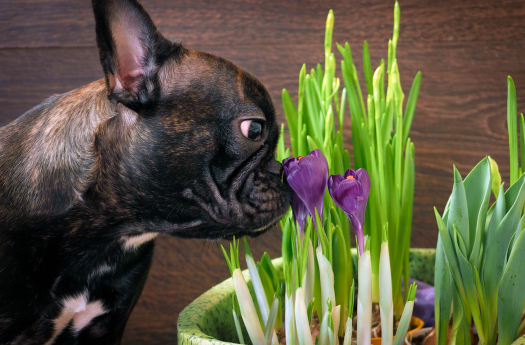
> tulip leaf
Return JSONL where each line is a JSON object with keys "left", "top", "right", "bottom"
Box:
{"left": 521, "top": 113, "right": 525, "bottom": 173}
{"left": 462, "top": 157, "right": 491, "bottom": 265}
{"left": 504, "top": 173, "right": 525, "bottom": 211}
{"left": 489, "top": 157, "right": 502, "bottom": 198}
{"left": 482, "top": 180, "right": 525, "bottom": 342}
{"left": 434, "top": 208, "right": 467, "bottom": 301}
{"left": 453, "top": 226, "right": 485, "bottom": 343}
{"left": 436, "top": 258, "right": 452, "bottom": 345}
{"left": 498, "top": 218, "right": 525, "bottom": 345}
{"left": 482, "top": 183, "right": 506, "bottom": 269}
{"left": 447, "top": 166, "right": 470, "bottom": 256}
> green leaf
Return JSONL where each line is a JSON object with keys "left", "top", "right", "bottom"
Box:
{"left": 282, "top": 216, "right": 293, "bottom": 266}
{"left": 505, "top": 173, "right": 525, "bottom": 211}
{"left": 508, "top": 76, "right": 519, "bottom": 185}
{"left": 482, "top": 180, "right": 525, "bottom": 344}
{"left": 258, "top": 262, "right": 276, "bottom": 309}
{"left": 260, "top": 252, "right": 279, "bottom": 290}
{"left": 498, "top": 221, "right": 525, "bottom": 345}
{"left": 489, "top": 157, "right": 502, "bottom": 199}
{"left": 282, "top": 89, "right": 298, "bottom": 146}
{"left": 462, "top": 157, "right": 491, "bottom": 265}
{"left": 402, "top": 71, "right": 421, "bottom": 144}
{"left": 434, "top": 208, "right": 467, "bottom": 301}
{"left": 232, "top": 295, "right": 246, "bottom": 344}
{"left": 393, "top": 300, "right": 414, "bottom": 345}
{"left": 363, "top": 41, "right": 374, "bottom": 96}
{"left": 332, "top": 225, "right": 348, "bottom": 337}
{"left": 453, "top": 226, "right": 485, "bottom": 343}
{"left": 264, "top": 297, "right": 280, "bottom": 345}
{"left": 521, "top": 114, "right": 525, "bottom": 174}
{"left": 447, "top": 166, "right": 471, "bottom": 256}
{"left": 307, "top": 135, "right": 319, "bottom": 153}
{"left": 435, "top": 256, "right": 452, "bottom": 345}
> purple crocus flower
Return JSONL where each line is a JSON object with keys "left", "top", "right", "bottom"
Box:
{"left": 328, "top": 168, "right": 370, "bottom": 255}
{"left": 283, "top": 149, "right": 329, "bottom": 230}
{"left": 290, "top": 193, "right": 308, "bottom": 232}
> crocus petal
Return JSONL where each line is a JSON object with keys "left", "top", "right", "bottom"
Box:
{"left": 330, "top": 178, "right": 359, "bottom": 212}
{"left": 327, "top": 174, "right": 344, "bottom": 192}
{"left": 284, "top": 150, "right": 328, "bottom": 223}
{"left": 291, "top": 192, "right": 308, "bottom": 232}
{"left": 343, "top": 169, "right": 357, "bottom": 180}
{"left": 355, "top": 168, "right": 370, "bottom": 200}
{"left": 309, "top": 149, "right": 329, "bottom": 168}
{"left": 328, "top": 168, "right": 371, "bottom": 255}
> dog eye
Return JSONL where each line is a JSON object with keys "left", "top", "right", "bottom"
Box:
{"left": 240, "top": 120, "right": 263, "bottom": 141}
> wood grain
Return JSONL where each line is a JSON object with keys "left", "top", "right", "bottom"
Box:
{"left": 1, "top": 0, "right": 524, "bottom": 48}
{"left": 1, "top": 0, "right": 524, "bottom": 344}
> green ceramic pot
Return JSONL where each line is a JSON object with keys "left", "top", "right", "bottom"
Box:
{"left": 177, "top": 248, "right": 436, "bottom": 345}
{"left": 513, "top": 335, "right": 525, "bottom": 345}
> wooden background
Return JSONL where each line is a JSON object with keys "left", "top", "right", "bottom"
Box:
{"left": 1, "top": 0, "right": 524, "bottom": 343}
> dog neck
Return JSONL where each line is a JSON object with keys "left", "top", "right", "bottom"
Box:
{"left": 0, "top": 79, "right": 135, "bottom": 220}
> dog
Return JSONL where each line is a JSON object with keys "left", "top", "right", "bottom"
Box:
{"left": 0, "top": 0, "right": 290, "bottom": 343}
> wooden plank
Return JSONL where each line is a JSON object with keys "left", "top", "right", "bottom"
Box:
{"left": 0, "top": 0, "right": 524, "bottom": 48}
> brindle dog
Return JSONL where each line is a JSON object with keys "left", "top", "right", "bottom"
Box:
{"left": 0, "top": 0, "right": 290, "bottom": 343}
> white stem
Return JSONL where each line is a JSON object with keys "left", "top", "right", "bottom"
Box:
{"left": 317, "top": 246, "right": 336, "bottom": 315}
{"left": 393, "top": 301, "right": 414, "bottom": 345}
{"left": 303, "top": 240, "right": 315, "bottom": 306}
{"left": 331, "top": 305, "right": 341, "bottom": 345}
{"left": 233, "top": 310, "right": 245, "bottom": 344}
{"left": 233, "top": 269, "right": 266, "bottom": 345}
{"left": 342, "top": 317, "right": 353, "bottom": 345}
{"left": 295, "top": 287, "right": 314, "bottom": 345}
{"left": 379, "top": 242, "right": 393, "bottom": 345}
{"left": 285, "top": 294, "right": 296, "bottom": 345}
{"left": 246, "top": 254, "right": 270, "bottom": 322}
{"left": 265, "top": 298, "right": 280, "bottom": 345}
{"left": 357, "top": 250, "right": 372, "bottom": 345}
{"left": 319, "top": 311, "right": 331, "bottom": 345}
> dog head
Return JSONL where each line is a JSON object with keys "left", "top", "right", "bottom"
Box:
{"left": 87, "top": 0, "right": 290, "bottom": 238}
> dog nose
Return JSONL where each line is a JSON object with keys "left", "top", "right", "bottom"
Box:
{"left": 268, "top": 159, "right": 283, "bottom": 177}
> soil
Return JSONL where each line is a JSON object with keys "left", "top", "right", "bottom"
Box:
{"left": 275, "top": 304, "right": 419, "bottom": 345}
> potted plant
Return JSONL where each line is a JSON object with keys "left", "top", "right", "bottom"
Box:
{"left": 278, "top": 1, "right": 423, "bottom": 327}
{"left": 178, "top": 4, "right": 437, "bottom": 345}
{"left": 433, "top": 77, "right": 525, "bottom": 345}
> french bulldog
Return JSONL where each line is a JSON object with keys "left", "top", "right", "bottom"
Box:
{"left": 0, "top": 0, "right": 290, "bottom": 343}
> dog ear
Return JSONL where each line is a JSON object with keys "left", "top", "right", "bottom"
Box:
{"left": 92, "top": 0, "right": 179, "bottom": 110}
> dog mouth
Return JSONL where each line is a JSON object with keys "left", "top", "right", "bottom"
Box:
{"left": 181, "top": 144, "right": 291, "bottom": 239}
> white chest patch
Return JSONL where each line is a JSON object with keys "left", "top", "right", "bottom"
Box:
{"left": 44, "top": 293, "right": 107, "bottom": 345}
{"left": 121, "top": 232, "right": 158, "bottom": 250}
